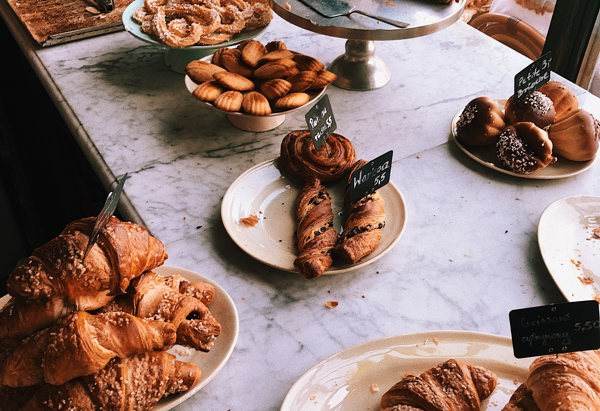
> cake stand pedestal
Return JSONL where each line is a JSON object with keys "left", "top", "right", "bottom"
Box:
{"left": 271, "top": 0, "right": 466, "bottom": 90}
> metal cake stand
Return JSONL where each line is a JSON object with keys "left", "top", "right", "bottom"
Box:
{"left": 271, "top": 0, "right": 466, "bottom": 90}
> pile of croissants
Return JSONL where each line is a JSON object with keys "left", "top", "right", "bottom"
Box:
{"left": 380, "top": 351, "right": 600, "bottom": 410}
{"left": 0, "top": 216, "right": 221, "bottom": 410}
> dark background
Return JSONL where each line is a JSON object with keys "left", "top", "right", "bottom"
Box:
{"left": 0, "top": 20, "right": 107, "bottom": 294}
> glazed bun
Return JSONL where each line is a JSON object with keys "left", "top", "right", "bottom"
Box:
{"left": 496, "top": 122, "right": 557, "bottom": 174}
{"left": 548, "top": 109, "right": 600, "bottom": 161}
{"left": 538, "top": 80, "right": 579, "bottom": 122}
{"left": 504, "top": 91, "right": 556, "bottom": 129}
{"left": 455, "top": 96, "right": 506, "bottom": 147}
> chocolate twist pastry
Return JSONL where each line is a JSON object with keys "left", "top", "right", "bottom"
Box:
{"left": 294, "top": 178, "right": 338, "bottom": 279}
{"left": 336, "top": 160, "right": 385, "bottom": 264}
{"left": 279, "top": 130, "right": 356, "bottom": 183}
{"left": 381, "top": 359, "right": 498, "bottom": 411}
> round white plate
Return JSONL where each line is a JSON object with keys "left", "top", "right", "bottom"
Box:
{"left": 0, "top": 266, "right": 238, "bottom": 411}
{"left": 184, "top": 55, "right": 327, "bottom": 132}
{"left": 281, "top": 330, "right": 531, "bottom": 411}
{"left": 122, "top": 0, "right": 269, "bottom": 50}
{"left": 538, "top": 195, "right": 600, "bottom": 302}
{"left": 450, "top": 99, "right": 596, "bottom": 179}
{"left": 221, "top": 159, "right": 407, "bottom": 275}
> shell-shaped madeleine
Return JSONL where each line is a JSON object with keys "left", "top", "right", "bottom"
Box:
{"left": 265, "top": 40, "right": 287, "bottom": 52}
{"left": 192, "top": 81, "right": 225, "bottom": 102}
{"left": 211, "top": 47, "right": 227, "bottom": 67}
{"left": 259, "top": 78, "right": 292, "bottom": 100}
{"left": 288, "top": 70, "right": 318, "bottom": 93}
{"left": 213, "top": 71, "right": 255, "bottom": 91}
{"left": 220, "top": 48, "right": 254, "bottom": 78}
{"left": 242, "top": 91, "right": 272, "bottom": 115}
{"left": 274, "top": 92, "right": 310, "bottom": 110}
{"left": 185, "top": 60, "right": 226, "bottom": 83}
{"left": 257, "top": 50, "right": 295, "bottom": 65}
{"left": 309, "top": 69, "right": 337, "bottom": 89}
{"left": 213, "top": 90, "right": 243, "bottom": 112}
{"left": 253, "top": 58, "right": 297, "bottom": 80}
{"left": 292, "top": 54, "right": 325, "bottom": 72}
{"left": 241, "top": 40, "right": 267, "bottom": 68}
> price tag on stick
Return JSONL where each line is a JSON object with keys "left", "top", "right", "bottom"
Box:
{"left": 348, "top": 150, "right": 393, "bottom": 205}
{"left": 509, "top": 300, "right": 600, "bottom": 358}
{"left": 514, "top": 51, "right": 552, "bottom": 100}
{"left": 305, "top": 94, "right": 337, "bottom": 150}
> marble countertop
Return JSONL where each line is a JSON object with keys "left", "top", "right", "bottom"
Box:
{"left": 2, "top": 3, "right": 600, "bottom": 410}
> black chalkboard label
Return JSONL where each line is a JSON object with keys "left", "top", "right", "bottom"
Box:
{"left": 348, "top": 151, "right": 393, "bottom": 205}
{"left": 509, "top": 300, "right": 600, "bottom": 358}
{"left": 514, "top": 51, "right": 552, "bottom": 99}
{"left": 305, "top": 94, "right": 337, "bottom": 150}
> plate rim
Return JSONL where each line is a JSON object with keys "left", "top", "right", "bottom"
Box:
{"left": 450, "top": 98, "right": 596, "bottom": 180}
{"left": 280, "top": 329, "right": 531, "bottom": 411}
{"left": 537, "top": 194, "right": 600, "bottom": 302}
{"left": 122, "top": 0, "right": 270, "bottom": 50}
{"left": 220, "top": 158, "right": 407, "bottom": 275}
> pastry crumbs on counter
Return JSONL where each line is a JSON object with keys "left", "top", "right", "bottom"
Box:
{"left": 325, "top": 300, "right": 338, "bottom": 308}
{"left": 579, "top": 276, "right": 594, "bottom": 285}
{"left": 432, "top": 337, "right": 439, "bottom": 346}
{"left": 370, "top": 383, "right": 379, "bottom": 393}
{"left": 570, "top": 259, "right": 582, "bottom": 268}
{"left": 310, "top": 394, "right": 317, "bottom": 401}
{"left": 285, "top": 1, "right": 291, "bottom": 10}
{"left": 593, "top": 227, "right": 600, "bottom": 239}
{"left": 240, "top": 214, "right": 259, "bottom": 226}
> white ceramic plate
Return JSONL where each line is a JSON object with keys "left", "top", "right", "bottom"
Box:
{"left": 184, "top": 58, "right": 326, "bottom": 132}
{"left": 221, "top": 159, "right": 407, "bottom": 275}
{"left": 450, "top": 99, "right": 596, "bottom": 179}
{"left": 281, "top": 330, "right": 532, "bottom": 411}
{"left": 0, "top": 266, "right": 238, "bottom": 411}
{"left": 538, "top": 195, "right": 600, "bottom": 302}
{"left": 122, "top": 0, "right": 269, "bottom": 50}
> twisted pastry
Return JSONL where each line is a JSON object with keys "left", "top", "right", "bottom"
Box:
{"left": 525, "top": 349, "right": 600, "bottom": 410}
{"left": 381, "top": 359, "right": 498, "bottom": 411}
{"left": 293, "top": 179, "right": 338, "bottom": 279}
{"left": 278, "top": 130, "right": 356, "bottom": 183}
{"left": 0, "top": 311, "right": 176, "bottom": 387}
{"left": 336, "top": 159, "right": 385, "bottom": 264}
{"left": 96, "top": 271, "right": 221, "bottom": 351}
{"left": 6, "top": 216, "right": 168, "bottom": 311}
{"left": 22, "top": 351, "right": 201, "bottom": 411}
{"left": 0, "top": 296, "right": 69, "bottom": 344}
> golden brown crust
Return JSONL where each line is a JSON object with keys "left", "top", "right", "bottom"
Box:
{"left": 504, "top": 91, "right": 556, "bottom": 130}
{"left": 336, "top": 159, "right": 385, "bottom": 264}
{"left": 525, "top": 349, "right": 600, "bottom": 410}
{"left": 0, "top": 296, "right": 69, "bottom": 344}
{"left": 548, "top": 108, "right": 600, "bottom": 161}
{"left": 185, "top": 60, "right": 226, "bottom": 84}
{"left": 6, "top": 216, "right": 168, "bottom": 310}
{"left": 538, "top": 80, "right": 578, "bottom": 123}
{"left": 496, "top": 122, "right": 556, "bottom": 174}
{"left": 293, "top": 179, "right": 337, "bottom": 279}
{"left": 502, "top": 383, "right": 540, "bottom": 411}
{"left": 380, "top": 359, "right": 498, "bottom": 411}
{"left": 279, "top": 130, "right": 357, "bottom": 183}
{"left": 455, "top": 96, "right": 506, "bottom": 147}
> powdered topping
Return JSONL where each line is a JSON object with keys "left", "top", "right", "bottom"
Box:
{"left": 521, "top": 91, "right": 553, "bottom": 116}
{"left": 457, "top": 102, "right": 478, "bottom": 130}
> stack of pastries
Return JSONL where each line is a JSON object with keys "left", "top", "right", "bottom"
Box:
{"left": 455, "top": 80, "right": 600, "bottom": 174}
{"left": 277, "top": 130, "right": 386, "bottom": 279}
{"left": 187, "top": 39, "right": 337, "bottom": 115}
{"left": 0, "top": 216, "right": 222, "bottom": 410}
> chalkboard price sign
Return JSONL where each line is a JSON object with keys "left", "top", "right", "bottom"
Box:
{"left": 509, "top": 300, "right": 600, "bottom": 358}
{"left": 514, "top": 51, "right": 552, "bottom": 100}
{"left": 348, "top": 150, "right": 393, "bottom": 205}
{"left": 305, "top": 94, "right": 337, "bottom": 150}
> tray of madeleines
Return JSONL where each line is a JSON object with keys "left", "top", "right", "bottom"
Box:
{"left": 184, "top": 39, "right": 336, "bottom": 132}
{"left": 451, "top": 80, "right": 600, "bottom": 179}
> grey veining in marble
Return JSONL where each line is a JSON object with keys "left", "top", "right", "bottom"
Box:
{"left": 3, "top": 5, "right": 600, "bottom": 410}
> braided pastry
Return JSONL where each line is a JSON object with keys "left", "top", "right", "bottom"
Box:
{"left": 278, "top": 130, "right": 356, "bottom": 183}
{"left": 336, "top": 160, "right": 385, "bottom": 264}
{"left": 293, "top": 178, "right": 338, "bottom": 279}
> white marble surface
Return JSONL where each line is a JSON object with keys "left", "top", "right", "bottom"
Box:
{"left": 3, "top": 4, "right": 600, "bottom": 410}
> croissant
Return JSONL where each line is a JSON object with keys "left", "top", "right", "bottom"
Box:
{"left": 336, "top": 160, "right": 385, "bottom": 264}
{"left": 524, "top": 349, "right": 600, "bottom": 410}
{"left": 380, "top": 359, "right": 498, "bottom": 411}
{"left": 293, "top": 178, "right": 338, "bottom": 279}
{"left": 278, "top": 130, "right": 356, "bottom": 183}
{"left": 21, "top": 351, "right": 202, "bottom": 411}
{"left": 0, "top": 311, "right": 176, "bottom": 387}
{"left": 0, "top": 296, "right": 69, "bottom": 344}
{"left": 96, "top": 271, "right": 221, "bottom": 351}
{"left": 6, "top": 216, "right": 168, "bottom": 310}
{"left": 502, "top": 384, "right": 540, "bottom": 411}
